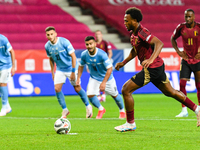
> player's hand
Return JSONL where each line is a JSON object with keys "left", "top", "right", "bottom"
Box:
{"left": 11, "top": 67, "right": 15, "bottom": 77}
{"left": 179, "top": 51, "right": 188, "bottom": 60}
{"left": 99, "top": 82, "right": 106, "bottom": 91}
{"left": 115, "top": 62, "right": 124, "bottom": 71}
{"left": 76, "top": 78, "right": 80, "bottom": 85}
{"left": 194, "top": 53, "right": 200, "bottom": 60}
{"left": 70, "top": 72, "right": 75, "bottom": 81}
{"left": 141, "top": 59, "right": 153, "bottom": 68}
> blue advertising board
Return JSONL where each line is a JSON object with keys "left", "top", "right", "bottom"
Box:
{"left": 7, "top": 71, "right": 196, "bottom": 96}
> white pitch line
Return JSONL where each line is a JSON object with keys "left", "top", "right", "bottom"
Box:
{"left": 0, "top": 116, "right": 197, "bottom": 121}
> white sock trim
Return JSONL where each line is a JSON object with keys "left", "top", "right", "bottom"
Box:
{"left": 182, "top": 107, "right": 187, "bottom": 112}
{"left": 98, "top": 105, "right": 104, "bottom": 110}
{"left": 195, "top": 106, "right": 200, "bottom": 115}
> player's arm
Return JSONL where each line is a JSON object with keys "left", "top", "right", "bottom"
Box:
{"left": 107, "top": 49, "right": 112, "bottom": 59}
{"left": 141, "top": 36, "right": 163, "bottom": 68}
{"left": 76, "top": 65, "right": 84, "bottom": 85}
{"left": 100, "top": 67, "right": 112, "bottom": 91}
{"left": 49, "top": 57, "right": 55, "bottom": 80}
{"left": 194, "top": 46, "right": 200, "bottom": 60}
{"left": 171, "top": 35, "right": 188, "bottom": 60}
{"left": 69, "top": 52, "right": 76, "bottom": 81}
{"left": 107, "top": 42, "right": 113, "bottom": 59}
{"left": 9, "top": 49, "right": 15, "bottom": 77}
{"left": 115, "top": 47, "right": 137, "bottom": 71}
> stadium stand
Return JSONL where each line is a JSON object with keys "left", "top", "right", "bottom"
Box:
{"left": 0, "top": 0, "right": 94, "bottom": 50}
{"left": 75, "top": 0, "right": 200, "bottom": 47}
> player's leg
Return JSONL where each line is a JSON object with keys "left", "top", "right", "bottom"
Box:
{"left": 194, "top": 70, "right": 200, "bottom": 106}
{"left": 70, "top": 73, "right": 92, "bottom": 118}
{"left": 176, "top": 60, "right": 191, "bottom": 117}
{"left": 54, "top": 71, "right": 69, "bottom": 118}
{"left": 0, "top": 68, "right": 12, "bottom": 116}
{"left": 114, "top": 79, "right": 140, "bottom": 132}
{"left": 157, "top": 82, "right": 200, "bottom": 127}
{"left": 176, "top": 79, "right": 188, "bottom": 117}
{"left": 87, "top": 77, "right": 105, "bottom": 119}
{"left": 105, "top": 77, "right": 125, "bottom": 118}
{"left": 115, "top": 70, "right": 145, "bottom": 132}
{"left": 74, "top": 85, "right": 93, "bottom": 118}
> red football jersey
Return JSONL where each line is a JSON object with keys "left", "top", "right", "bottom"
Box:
{"left": 96, "top": 40, "right": 111, "bottom": 54}
{"left": 130, "top": 24, "right": 164, "bottom": 68}
{"left": 172, "top": 22, "right": 200, "bottom": 64}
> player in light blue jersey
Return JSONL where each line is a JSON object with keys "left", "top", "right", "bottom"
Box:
{"left": 76, "top": 36, "right": 125, "bottom": 119}
{"left": 45, "top": 26, "right": 92, "bottom": 118}
{"left": 0, "top": 34, "right": 15, "bottom": 116}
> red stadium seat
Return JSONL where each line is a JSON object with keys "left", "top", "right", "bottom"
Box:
{"left": 75, "top": 0, "right": 200, "bottom": 47}
{"left": 0, "top": 0, "right": 94, "bottom": 50}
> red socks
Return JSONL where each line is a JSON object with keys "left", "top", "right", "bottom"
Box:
{"left": 195, "top": 82, "right": 200, "bottom": 106}
{"left": 126, "top": 110, "right": 135, "bottom": 124}
{"left": 182, "top": 97, "right": 197, "bottom": 111}
{"left": 180, "top": 79, "right": 187, "bottom": 107}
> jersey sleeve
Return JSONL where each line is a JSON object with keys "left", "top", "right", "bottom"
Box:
{"left": 44, "top": 43, "right": 51, "bottom": 57}
{"left": 138, "top": 28, "right": 154, "bottom": 44}
{"left": 4, "top": 36, "right": 12, "bottom": 52}
{"left": 79, "top": 50, "right": 86, "bottom": 66}
{"left": 102, "top": 52, "right": 112, "bottom": 69}
{"left": 62, "top": 38, "right": 75, "bottom": 55}
{"left": 106, "top": 41, "right": 112, "bottom": 50}
{"left": 172, "top": 24, "right": 182, "bottom": 40}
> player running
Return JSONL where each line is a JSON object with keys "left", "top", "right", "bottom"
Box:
{"left": 114, "top": 7, "right": 200, "bottom": 132}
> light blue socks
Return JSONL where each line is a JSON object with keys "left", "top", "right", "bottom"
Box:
{"left": 56, "top": 91, "right": 66, "bottom": 109}
{"left": 77, "top": 88, "right": 90, "bottom": 106}
{"left": 89, "top": 96, "right": 101, "bottom": 108}
{"left": 114, "top": 94, "right": 124, "bottom": 110}
{"left": 0, "top": 86, "right": 8, "bottom": 107}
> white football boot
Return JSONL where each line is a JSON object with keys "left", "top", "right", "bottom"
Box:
{"left": 86, "top": 105, "right": 93, "bottom": 118}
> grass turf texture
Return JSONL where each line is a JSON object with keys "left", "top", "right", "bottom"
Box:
{"left": 0, "top": 93, "right": 199, "bottom": 150}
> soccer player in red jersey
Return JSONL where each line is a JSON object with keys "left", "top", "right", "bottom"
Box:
{"left": 171, "top": 9, "right": 200, "bottom": 117}
{"left": 95, "top": 30, "right": 113, "bottom": 102}
{"left": 114, "top": 7, "right": 200, "bottom": 132}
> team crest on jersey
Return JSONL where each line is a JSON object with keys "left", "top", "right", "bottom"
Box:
{"left": 194, "top": 30, "right": 198, "bottom": 36}
{"left": 90, "top": 59, "right": 96, "bottom": 62}
{"left": 130, "top": 34, "right": 138, "bottom": 46}
{"left": 183, "top": 32, "right": 187, "bottom": 36}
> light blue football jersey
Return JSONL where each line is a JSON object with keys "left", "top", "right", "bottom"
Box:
{"left": 45, "top": 37, "right": 78, "bottom": 72}
{"left": 0, "top": 34, "right": 13, "bottom": 70}
{"left": 80, "top": 48, "right": 113, "bottom": 82}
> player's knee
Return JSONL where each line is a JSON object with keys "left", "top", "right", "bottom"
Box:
{"left": 74, "top": 85, "right": 81, "bottom": 93}
{"left": 121, "top": 86, "right": 128, "bottom": 95}
{"left": 54, "top": 87, "right": 61, "bottom": 93}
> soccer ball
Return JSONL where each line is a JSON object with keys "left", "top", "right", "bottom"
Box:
{"left": 54, "top": 118, "right": 71, "bottom": 134}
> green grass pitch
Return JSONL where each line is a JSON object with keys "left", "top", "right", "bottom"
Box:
{"left": 0, "top": 93, "right": 199, "bottom": 150}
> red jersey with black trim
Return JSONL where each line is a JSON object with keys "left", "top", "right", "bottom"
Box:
{"left": 96, "top": 40, "right": 111, "bottom": 54}
{"left": 172, "top": 22, "right": 200, "bottom": 64}
{"left": 130, "top": 24, "right": 164, "bottom": 68}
